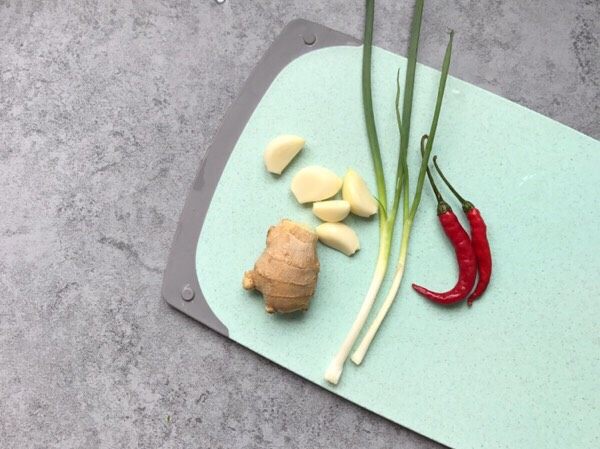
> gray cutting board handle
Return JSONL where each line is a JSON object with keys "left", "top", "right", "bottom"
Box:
{"left": 161, "top": 19, "right": 360, "bottom": 335}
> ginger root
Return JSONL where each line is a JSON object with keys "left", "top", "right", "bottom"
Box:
{"left": 243, "top": 220, "right": 320, "bottom": 313}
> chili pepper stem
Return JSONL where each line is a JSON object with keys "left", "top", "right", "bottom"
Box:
{"left": 324, "top": 228, "right": 391, "bottom": 384}
{"left": 351, "top": 220, "right": 411, "bottom": 365}
{"left": 433, "top": 156, "right": 474, "bottom": 211}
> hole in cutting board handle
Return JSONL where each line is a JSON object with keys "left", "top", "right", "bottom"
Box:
{"left": 303, "top": 33, "right": 317, "bottom": 46}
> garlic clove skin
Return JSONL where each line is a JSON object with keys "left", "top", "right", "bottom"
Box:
{"left": 316, "top": 223, "right": 360, "bottom": 256}
{"left": 263, "top": 135, "right": 305, "bottom": 175}
{"left": 291, "top": 166, "right": 343, "bottom": 204}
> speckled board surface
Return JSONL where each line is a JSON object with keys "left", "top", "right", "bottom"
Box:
{"left": 196, "top": 45, "right": 599, "bottom": 449}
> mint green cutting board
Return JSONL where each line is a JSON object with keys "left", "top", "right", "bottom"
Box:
{"left": 189, "top": 24, "right": 599, "bottom": 449}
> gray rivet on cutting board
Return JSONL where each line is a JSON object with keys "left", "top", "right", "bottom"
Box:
{"left": 303, "top": 33, "right": 317, "bottom": 46}
{"left": 215, "top": 0, "right": 225, "bottom": 4}
{"left": 181, "top": 284, "right": 195, "bottom": 301}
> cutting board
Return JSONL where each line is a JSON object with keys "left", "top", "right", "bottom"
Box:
{"left": 162, "top": 20, "right": 599, "bottom": 449}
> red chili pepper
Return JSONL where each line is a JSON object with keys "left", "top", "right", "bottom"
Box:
{"left": 412, "top": 136, "right": 478, "bottom": 305}
{"left": 433, "top": 156, "right": 492, "bottom": 305}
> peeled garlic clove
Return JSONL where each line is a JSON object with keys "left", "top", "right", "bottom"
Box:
{"left": 312, "top": 200, "right": 351, "bottom": 223}
{"left": 264, "top": 135, "right": 305, "bottom": 175}
{"left": 291, "top": 166, "right": 342, "bottom": 204}
{"left": 342, "top": 169, "right": 378, "bottom": 217}
{"left": 316, "top": 223, "right": 360, "bottom": 256}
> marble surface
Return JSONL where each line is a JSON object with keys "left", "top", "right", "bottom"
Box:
{"left": 1, "top": 1, "right": 598, "bottom": 448}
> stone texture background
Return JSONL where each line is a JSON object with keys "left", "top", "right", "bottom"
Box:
{"left": 0, "top": 1, "right": 598, "bottom": 448}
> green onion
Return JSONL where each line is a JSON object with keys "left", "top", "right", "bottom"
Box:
{"left": 324, "top": 0, "right": 454, "bottom": 383}
{"left": 351, "top": 30, "right": 454, "bottom": 365}
{"left": 323, "top": 0, "right": 392, "bottom": 385}
{"left": 324, "top": 0, "right": 425, "bottom": 385}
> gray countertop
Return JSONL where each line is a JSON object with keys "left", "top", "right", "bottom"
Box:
{"left": 1, "top": 1, "right": 598, "bottom": 448}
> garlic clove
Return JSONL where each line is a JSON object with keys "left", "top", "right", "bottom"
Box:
{"left": 291, "top": 166, "right": 343, "bottom": 204}
{"left": 312, "top": 200, "right": 351, "bottom": 223}
{"left": 342, "top": 169, "right": 378, "bottom": 217}
{"left": 264, "top": 135, "right": 305, "bottom": 175}
{"left": 316, "top": 223, "right": 360, "bottom": 256}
